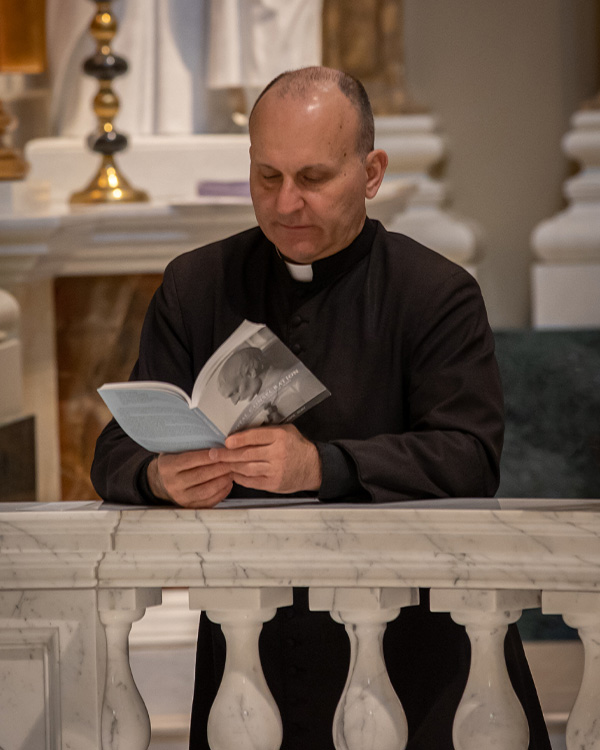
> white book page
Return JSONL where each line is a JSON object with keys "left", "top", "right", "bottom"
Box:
{"left": 98, "top": 386, "right": 225, "bottom": 453}
{"left": 99, "top": 381, "right": 191, "bottom": 404}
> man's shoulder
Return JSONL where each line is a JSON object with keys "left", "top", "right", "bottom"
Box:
{"left": 166, "top": 225, "right": 267, "bottom": 274}
{"left": 372, "top": 222, "right": 476, "bottom": 290}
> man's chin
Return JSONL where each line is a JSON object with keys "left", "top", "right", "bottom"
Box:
{"left": 264, "top": 226, "right": 322, "bottom": 264}
{"left": 276, "top": 241, "right": 326, "bottom": 265}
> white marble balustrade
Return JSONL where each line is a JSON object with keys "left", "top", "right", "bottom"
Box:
{"left": 1, "top": 500, "right": 600, "bottom": 750}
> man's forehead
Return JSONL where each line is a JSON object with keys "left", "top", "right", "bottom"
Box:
{"left": 250, "top": 91, "right": 358, "bottom": 160}
{"left": 252, "top": 84, "right": 354, "bottom": 130}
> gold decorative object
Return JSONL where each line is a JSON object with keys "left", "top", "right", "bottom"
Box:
{"left": 0, "top": 0, "right": 46, "bottom": 180}
{"left": 70, "top": 0, "right": 148, "bottom": 204}
{"left": 0, "top": 99, "right": 28, "bottom": 180}
{"left": 322, "top": 0, "right": 426, "bottom": 115}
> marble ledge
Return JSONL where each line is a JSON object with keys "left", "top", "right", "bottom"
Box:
{"left": 0, "top": 201, "right": 258, "bottom": 282}
{"left": 2, "top": 504, "right": 600, "bottom": 592}
{"left": 0, "top": 186, "right": 410, "bottom": 283}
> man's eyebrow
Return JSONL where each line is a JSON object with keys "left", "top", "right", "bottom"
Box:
{"left": 299, "top": 163, "right": 334, "bottom": 172}
{"left": 253, "top": 162, "right": 334, "bottom": 172}
{"left": 253, "top": 162, "right": 279, "bottom": 170}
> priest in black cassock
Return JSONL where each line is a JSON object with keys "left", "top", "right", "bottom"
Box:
{"left": 91, "top": 66, "right": 551, "bottom": 749}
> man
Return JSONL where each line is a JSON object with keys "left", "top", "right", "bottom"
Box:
{"left": 92, "top": 67, "right": 550, "bottom": 749}
{"left": 217, "top": 346, "right": 271, "bottom": 405}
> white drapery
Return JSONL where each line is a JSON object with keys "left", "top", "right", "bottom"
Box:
{"left": 46, "top": 0, "right": 322, "bottom": 136}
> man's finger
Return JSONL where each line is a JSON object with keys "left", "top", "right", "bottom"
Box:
{"left": 160, "top": 447, "right": 221, "bottom": 470}
{"left": 179, "top": 476, "right": 233, "bottom": 508}
{"left": 223, "top": 427, "right": 280, "bottom": 450}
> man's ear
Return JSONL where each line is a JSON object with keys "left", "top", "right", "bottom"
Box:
{"left": 365, "top": 149, "right": 388, "bottom": 199}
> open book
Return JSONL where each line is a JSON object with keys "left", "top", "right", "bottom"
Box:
{"left": 98, "top": 320, "right": 330, "bottom": 454}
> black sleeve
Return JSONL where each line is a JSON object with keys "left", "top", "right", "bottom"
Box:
{"left": 315, "top": 442, "right": 368, "bottom": 501}
{"left": 91, "top": 263, "right": 197, "bottom": 503}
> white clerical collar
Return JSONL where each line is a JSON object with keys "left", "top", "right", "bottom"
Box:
{"left": 284, "top": 261, "right": 314, "bottom": 282}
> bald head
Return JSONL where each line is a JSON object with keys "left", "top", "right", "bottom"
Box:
{"left": 247, "top": 65, "right": 388, "bottom": 264}
{"left": 250, "top": 66, "right": 375, "bottom": 159}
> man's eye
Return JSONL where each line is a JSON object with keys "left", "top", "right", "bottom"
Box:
{"left": 302, "top": 174, "right": 326, "bottom": 184}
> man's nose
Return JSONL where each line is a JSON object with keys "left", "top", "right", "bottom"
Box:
{"left": 276, "top": 178, "right": 303, "bottom": 214}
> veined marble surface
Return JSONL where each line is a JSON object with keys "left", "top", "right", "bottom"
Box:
{"left": 2, "top": 501, "right": 600, "bottom": 750}
{"left": 1, "top": 501, "right": 600, "bottom": 591}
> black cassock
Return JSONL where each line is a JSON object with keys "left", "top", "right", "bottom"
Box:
{"left": 91, "top": 219, "right": 551, "bottom": 749}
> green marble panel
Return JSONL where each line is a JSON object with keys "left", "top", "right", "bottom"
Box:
{"left": 494, "top": 329, "right": 600, "bottom": 499}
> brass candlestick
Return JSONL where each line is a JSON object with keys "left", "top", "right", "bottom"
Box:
{"left": 70, "top": 0, "right": 148, "bottom": 204}
{"left": 0, "top": 0, "right": 46, "bottom": 180}
{"left": 0, "top": 99, "right": 28, "bottom": 180}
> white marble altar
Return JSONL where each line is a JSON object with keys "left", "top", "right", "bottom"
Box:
{"left": 1, "top": 499, "right": 600, "bottom": 750}
{"left": 4, "top": 134, "right": 410, "bottom": 282}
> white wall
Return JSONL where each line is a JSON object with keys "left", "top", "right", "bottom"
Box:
{"left": 403, "top": 0, "right": 600, "bottom": 327}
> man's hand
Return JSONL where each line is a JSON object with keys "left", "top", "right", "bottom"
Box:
{"left": 147, "top": 450, "right": 233, "bottom": 508}
{"left": 209, "top": 424, "right": 322, "bottom": 494}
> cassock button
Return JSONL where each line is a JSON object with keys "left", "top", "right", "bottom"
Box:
{"left": 291, "top": 343, "right": 302, "bottom": 354}
{"left": 291, "top": 314, "right": 303, "bottom": 327}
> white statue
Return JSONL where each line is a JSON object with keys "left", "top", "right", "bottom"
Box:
{"left": 46, "top": 0, "right": 323, "bottom": 137}
{"left": 207, "top": 0, "right": 323, "bottom": 113}
{"left": 46, "top": 0, "right": 208, "bottom": 136}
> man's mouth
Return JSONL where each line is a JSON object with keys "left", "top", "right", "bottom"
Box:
{"left": 278, "top": 223, "right": 313, "bottom": 231}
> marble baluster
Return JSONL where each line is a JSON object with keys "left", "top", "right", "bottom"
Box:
{"left": 98, "top": 587, "right": 162, "bottom": 750}
{"left": 310, "top": 587, "right": 418, "bottom": 750}
{"left": 430, "top": 589, "right": 540, "bottom": 750}
{"left": 189, "top": 587, "right": 293, "bottom": 750}
{"left": 543, "top": 591, "right": 600, "bottom": 750}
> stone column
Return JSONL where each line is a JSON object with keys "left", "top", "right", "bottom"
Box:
{"left": 97, "top": 588, "right": 162, "bottom": 750}
{"left": 543, "top": 591, "right": 600, "bottom": 750}
{"left": 531, "top": 95, "right": 600, "bottom": 327}
{"left": 430, "top": 589, "right": 540, "bottom": 750}
{"left": 0, "top": 288, "right": 23, "bottom": 422}
{"left": 310, "top": 587, "right": 418, "bottom": 750}
{"left": 188, "top": 587, "right": 293, "bottom": 750}
{"left": 0, "top": 287, "right": 38, "bottom": 502}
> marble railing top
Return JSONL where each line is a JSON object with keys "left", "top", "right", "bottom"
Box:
{"left": 1, "top": 499, "right": 600, "bottom": 591}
